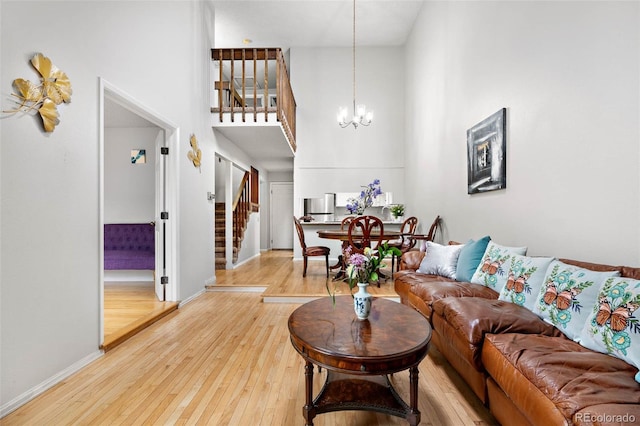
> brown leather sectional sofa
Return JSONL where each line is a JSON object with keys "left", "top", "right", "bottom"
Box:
{"left": 395, "top": 250, "right": 640, "bottom": 426}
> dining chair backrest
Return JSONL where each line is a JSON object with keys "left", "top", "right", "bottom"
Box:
{"left": 347, "top": 215, "right": 384, "bottom": 254}
{"left": 425, "top": 215, "right": 441, "bottom": 242}
{"left": 401, "top": 216, "right": 418, "bottom": 235}
{"left": 400, "top": 216, "right": 419, "bottom": 250}
{"left": 340, "top": 216, "right": 356, "bottom": 230}
{"left": 293, "top": 216, "right": 307, "bottom": 249}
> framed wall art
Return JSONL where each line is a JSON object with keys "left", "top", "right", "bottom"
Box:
{"left": 131, "top": 149, "right": 146, "bottom": 164}
{"left": 467, "top": 108, "right": 507, "bottom": 194}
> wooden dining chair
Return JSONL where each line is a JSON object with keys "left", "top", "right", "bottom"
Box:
{"left": 293, "top": 216, "right": 330, "bottom": 278}
{"left": 347, "top": 215, "right": 384, "bottom": 254}
{"left": 388, "top": 216, "right": 419, "bottom": 273}
{"left": 347, "top": 215, "right": 385, "bottom": 286}
{"left": 425, "top": 215, "right": 441, "bottom": 242}
{"left": 340, "top": 216, "right": 356, "bottom": 230}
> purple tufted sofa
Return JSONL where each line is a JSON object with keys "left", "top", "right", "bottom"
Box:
{"left": 104, "top": 223, "right": 155, "bottom": 270}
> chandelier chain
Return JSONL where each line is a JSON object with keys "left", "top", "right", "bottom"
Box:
{"left": 352, "top": 0, "right": 356, "bottom": 113}
{"left": 337, "top": 0, "right": 372, "bottom": 128}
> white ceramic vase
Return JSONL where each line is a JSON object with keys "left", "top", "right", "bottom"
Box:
{"left": 353, "top": 283, "right": 372, "bottom": 320}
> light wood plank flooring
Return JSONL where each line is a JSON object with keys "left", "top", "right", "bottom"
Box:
{"left": 212, "top": 250, "right": 400, "bottom": 302}
{"left": 4, "top": 251, "right": 496, "bottom": 425}
{"left": 103, "top": 282, "right": 179, "bottom": 351}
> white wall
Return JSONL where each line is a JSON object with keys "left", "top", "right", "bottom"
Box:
{"left": 104, "top": 127, "right": 160, "bottom": 223}
{"left": 0, "top": 0, "right": 218, "bottom": 412}
{"left": 404, "top": 1, "right": 640, "bottom": 265}
{"left": 290, "top": 46, "right": 406, "bottom": 258}
{"left": 235, "top": 212, "right": 260, "bottom": 265}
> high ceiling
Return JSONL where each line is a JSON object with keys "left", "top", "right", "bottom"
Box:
{"left": 213, "top": 0, "right": 425, "bottom": 49}
{"left": 104, "top": 1, "right": 426, "bottom": 171}
{"left": 212, "top": 1, "right": 425, "bottom": 172}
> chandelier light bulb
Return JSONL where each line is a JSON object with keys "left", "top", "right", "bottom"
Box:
{"left": 337, "top": 107, "right": 348, "bottom": 124}
{"left": 365, "top": 111, "right": 373, "bottom": 122}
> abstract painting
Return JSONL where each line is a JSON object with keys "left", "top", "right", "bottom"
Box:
{"left": 467, "top": 108, "right": 507, "bottom": 194}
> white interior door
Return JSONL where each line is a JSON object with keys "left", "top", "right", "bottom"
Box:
{"left": 270, "top": 182, "right": 293, "bottom": 249}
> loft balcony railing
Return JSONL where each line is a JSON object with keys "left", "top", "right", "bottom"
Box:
{"left": 211, "top": 48, "right": 297, "bottom": 153}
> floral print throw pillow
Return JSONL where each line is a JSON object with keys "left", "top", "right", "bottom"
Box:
{"left": 533, "top": 260, "right": 620, "bottom": 341}
{"left": 470, "top": 241, "right": 527, "bottom": 290}
{"left": 579, "top": 276, "right": 640, "bottom": 382}
{"left": 498, "top": 255, "right": 555, "bottom": 311}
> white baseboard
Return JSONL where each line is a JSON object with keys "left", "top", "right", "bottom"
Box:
{"left": 232, "top": 252, "right": 261, "bottom": 269}
{"left": 292, "top": 257, "right": 340, "bottom": 263}
{"left": 179, "top": 288, "right": 205, "bottom": 307}
{"left": 0, "top": 350, "right": 104, "bottom": 419}
{"left": 262, "top": 295, "right": 322, "bottom": 304}
{"left": 207, "top": 286, "right": 267, "bottom": 293}
{"left": 104, "top": 270, "right": 154, "bottom": 282}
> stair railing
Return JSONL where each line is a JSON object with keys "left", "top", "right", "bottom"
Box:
{"left": 212, "top": 48, "right": 296, "bottom": 153}
{"left": 232, "top": 172, "right": 251, "bottom": 253}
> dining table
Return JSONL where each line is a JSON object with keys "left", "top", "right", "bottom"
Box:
{"left": 317, "top": 229, "right": 404, "bottom": 281}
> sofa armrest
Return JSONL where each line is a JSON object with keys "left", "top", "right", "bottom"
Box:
{"left": 400, "top": 250, "right": 425, "bottom": 271}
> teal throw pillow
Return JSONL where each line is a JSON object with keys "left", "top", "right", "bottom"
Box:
{"left": 470, "top": 241, "right": 527, "bottom": 290}
{"left": 579, "top": 276, "right": 640, "bottom": 383}
{"left": 533, "top": 260, "right": 620, "bottom": 342}
{"left": 498, "top": 255, "right": 555, "bottom": 311}
{"left": 455, "top": 236, "right": 491, "bottom": 282}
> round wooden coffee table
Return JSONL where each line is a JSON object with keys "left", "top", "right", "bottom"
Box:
{"left": 288, "top": 296, "right": 432, "bottom": 426}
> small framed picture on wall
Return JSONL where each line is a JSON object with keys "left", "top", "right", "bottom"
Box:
{"left": 131, "top": 149, "right": 146, "bottom": 164}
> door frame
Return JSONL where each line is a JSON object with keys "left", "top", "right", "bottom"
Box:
{"left": 98, "top": 78, "right": 180, "bottom": 344}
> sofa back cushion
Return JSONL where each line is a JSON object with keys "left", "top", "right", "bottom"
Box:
{"left": 498, "top": 255, "right": 555, "bottom": 311}
{"left": 579, "top": 276, "right": 640, "bottom": 382}
{"left": 621, "top": 266, "right": 640, "bottom": 280}
{"left": 470, "top": 241, "right": 527, "bottom": 290}
{"left": 455, "top": 236, "right": 491, "bottom": 282}
{"left": 533, "top": 260, "right": 620, "bottom": 342}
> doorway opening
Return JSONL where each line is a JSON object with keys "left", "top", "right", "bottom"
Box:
{"left": 99, "top": 78, "right": 179, "bottom": 350}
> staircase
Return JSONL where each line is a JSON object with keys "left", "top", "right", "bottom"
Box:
{"left": 214, "top": 203, "right": 229, "bottom": 270}
{"left": 215, "top": 169, "right": 259, "bottom": 270}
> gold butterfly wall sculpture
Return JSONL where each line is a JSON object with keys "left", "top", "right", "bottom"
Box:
{"left": 3, "top": 53, "right": 72, "bottom": 133}
{"left": 187, "top": 134, "right": 202, "bottom": 171}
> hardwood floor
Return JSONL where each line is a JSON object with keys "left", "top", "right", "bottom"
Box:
{"left": 212, "top": 250, "right": 400, "bottom": 302}
{"left": 4, "top": 251, "right": 496, "bottom": 425}
{"left": 103, "top": 282, "right": 179, "bottom": 351}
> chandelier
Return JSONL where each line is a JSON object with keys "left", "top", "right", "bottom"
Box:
{"left": 337, "top": 0, "right": 372, "bottom": 129}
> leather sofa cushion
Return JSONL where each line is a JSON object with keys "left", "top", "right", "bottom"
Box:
{"left": 622, "top": 266, "right": 640, "bottom": 280}
{"left": 432, "top": 297, "right": 564, "bottom": 370}
{"left": 393, "top": 270, "right": 446, "bottom": 305}
{"left": 559, "top": 258, "right": 622, "bottom": 274}
{"left": 483, "top": 333, "right": 640, "bottom": 423}
{"left": 399, "top": 250, "right": 425, "bottom": 271}
{"left": 433, "top": 297, "right": 565, "bottom": 346}
{"left": 409, "top": 278, "right": 498, "bottom": 320}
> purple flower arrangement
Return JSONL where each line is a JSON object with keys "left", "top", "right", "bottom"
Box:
{"left": 346, "top": 179, "right": 382, "bottom": 215}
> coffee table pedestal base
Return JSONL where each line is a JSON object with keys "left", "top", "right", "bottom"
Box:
{"left": 303, "top": 362, "right": 420, "bottom": 426}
